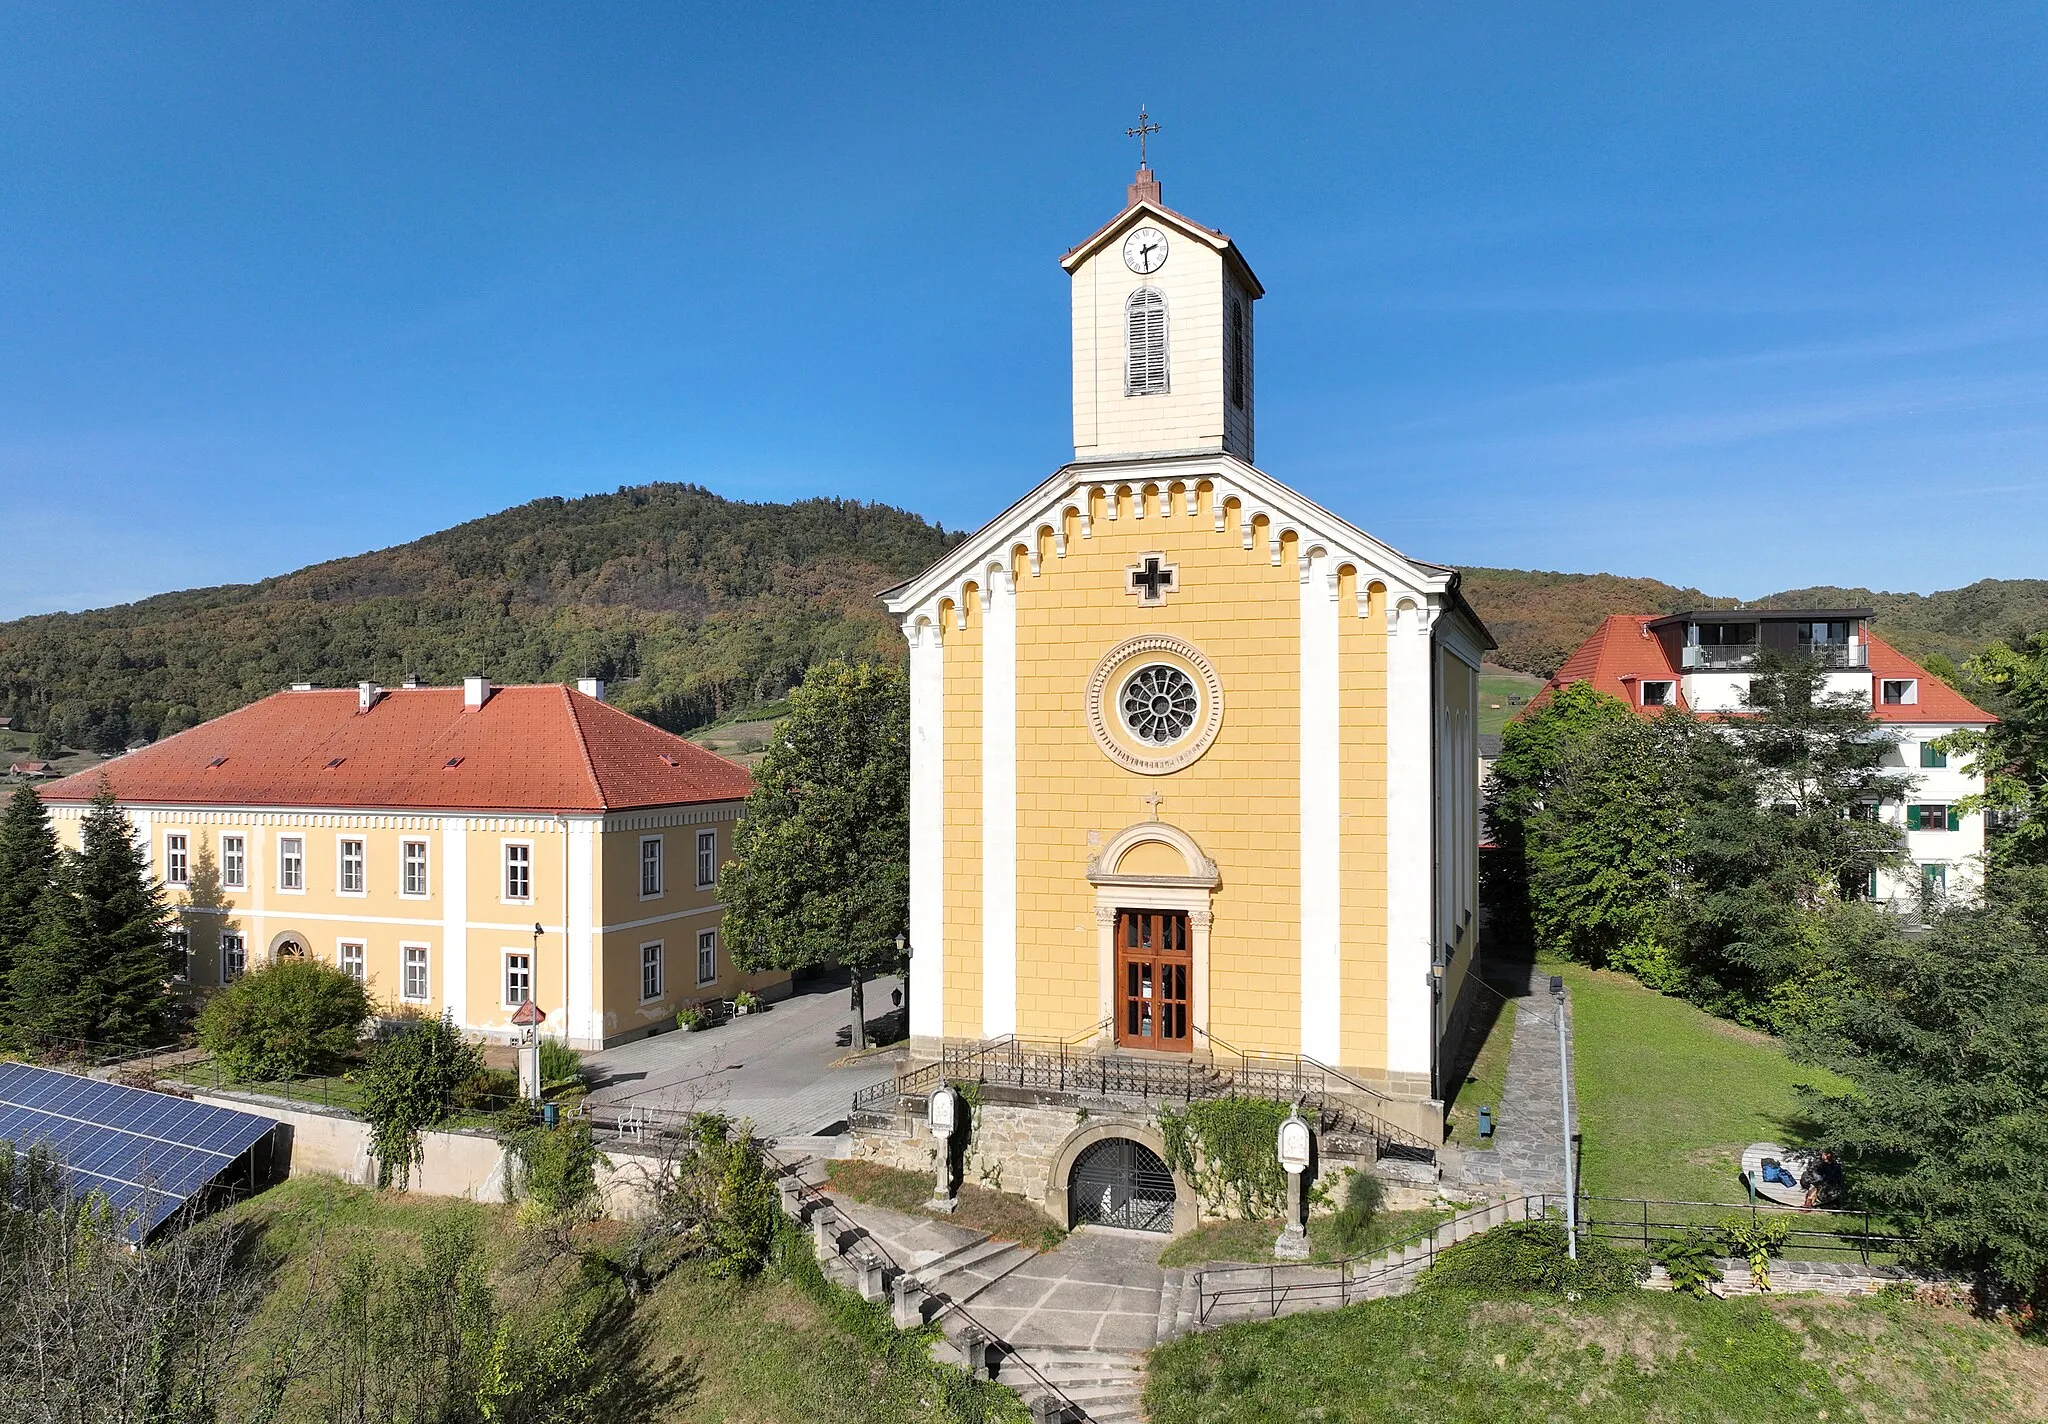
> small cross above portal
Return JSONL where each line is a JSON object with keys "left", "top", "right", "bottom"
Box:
{"left": 1126, "top": 105, "right": 1161, "bottom": 170}
{"left": 1141, "top": 791, "right": 1165, "bottom": 821}
{"left": 1127, "top": 553, "right": 1178, "bottom": 606}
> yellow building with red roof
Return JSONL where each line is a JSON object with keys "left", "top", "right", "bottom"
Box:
{"left": 38, "top": 677, "right": 783, "bottom": 1048}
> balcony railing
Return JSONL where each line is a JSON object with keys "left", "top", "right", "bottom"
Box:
{"left": 1682, "top": 644, "right": 1867, "bottom": 670}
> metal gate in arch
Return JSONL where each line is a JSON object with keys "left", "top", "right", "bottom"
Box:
{"left": 1069, "top": 1137, "right": 1176, "bottom": 1233}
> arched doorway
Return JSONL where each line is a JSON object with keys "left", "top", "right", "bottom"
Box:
{"left": 1069, "top": 1137, "right": 1177, "bottom": 1232}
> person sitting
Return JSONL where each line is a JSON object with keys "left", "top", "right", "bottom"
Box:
{"left": 1803, "top": 1150, "right": 1845, "bottom": 1208}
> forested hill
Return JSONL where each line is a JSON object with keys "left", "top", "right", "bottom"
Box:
{"left": 1460, "top": 568, "right": 2048, "bottom": 679}
{"left": 0, "top": 485, "right": 962, "bottom": 750}
{"left": 4, "top": 484, "right": 2039, "bottom": 752}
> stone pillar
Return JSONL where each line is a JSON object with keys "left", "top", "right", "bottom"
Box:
{"left": 777, "top": 1176, "right": 803, "bottom": 1217}
{"left": 811, "top": 1205, "right": 840, "bottom": 1258}
{"left": 1030, "top": 1394, "right": 1067, "bottom": 1424}
{"left": 891, "top": 1273, "right": 925, "bottom": 1328}
{"left": 852, "top": 1247, "right": 885, "bottom": 1302}
{"left": 959, "top": 1325, "right": 991, "bottom": 1381}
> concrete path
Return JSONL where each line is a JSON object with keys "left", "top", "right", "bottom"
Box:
{"left": 1459, "top": 966, "right": 1574, "bottom": 1196}
{"left": 584, "top": 976, "right": 902, "bottom": 1141}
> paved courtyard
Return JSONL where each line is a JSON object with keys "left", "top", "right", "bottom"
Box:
{"left": 584, "top": 974, "right": 903, "bottom": 1141}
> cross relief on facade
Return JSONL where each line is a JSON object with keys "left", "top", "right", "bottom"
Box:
{"left": 1127, "top": 553, "right": 1178, "bottom": 606}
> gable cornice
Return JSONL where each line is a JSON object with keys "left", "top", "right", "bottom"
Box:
{"left": 1059, "top": 199, "right": 1265, "bottom": 298}
{"left": 880, "top": 454, "right": 1489, "bottom": 643}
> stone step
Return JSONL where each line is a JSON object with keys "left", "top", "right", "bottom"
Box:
{"left": 904, "top": 1230, "right": 998, "bottom": 1280}
{"left": 943, "top": 1242, "right": 1040, "bottom": 1304}
{"left": 920, "top": 1235, "right": 1018, "bottom": 1291}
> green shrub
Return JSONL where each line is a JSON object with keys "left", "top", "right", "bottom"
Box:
{"left": 538, "top": 1036, "right": 583, "bottom": 1086}
{"left": 1654, "top": 1227, "right": 1725, "bottom": 1296}
{"left": 1157, "top": 1097, "right": 1290, "bottom": 1220}
{"left": 1425, "top": 1218, "right": 1647, "bottom": 1300}
{"left": 1323, "top": 1170, "right": 1387, "bottom": 1257}
{"left": 1718, "top": 1213, "right": 1792, "bottom": 1291}
{"left": 455, "top": 1067, "right": 520, "bottom": 1111}
{"left": 195, "top": 957, "right": 370, "bottom": 1081}
{"left": 506, "top": 1119, "right": 608, "bottom": 1217}
{"left": 676, "top": 1007, "right": 707, "bottom": 1031}
{"left": 356, "top": 1015, "right": 485, "bottom": 1187}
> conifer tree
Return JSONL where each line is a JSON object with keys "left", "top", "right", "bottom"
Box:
{"left": 71, "top": 784, "right": 174, "bottom": 1047}
{"left": 7, "top": 860, "right": 96, "bottom": 1046}
{"left": 0, "top": 784, "right": 59, "bottom": 1037}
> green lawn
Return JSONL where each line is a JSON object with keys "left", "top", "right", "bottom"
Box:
{"left": 1480, "top": 666, "right": 1547, "bottom": 736}
{"left": 825, "top": 1159, "right": 1066, "bottom": 1248}
{"left": 1157, "top": 1207, "right": 1452, "bottom": 1270}
{"left": 1146, "top": 1285, "right": 2048, "bottom": 1423}
{"left": 1561, "top": 961, "right": 1849, "bottom": 1205}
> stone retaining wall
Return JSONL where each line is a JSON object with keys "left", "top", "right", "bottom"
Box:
{"left": 1646, "top": 1257, "right": 1951, "bottom": 1300}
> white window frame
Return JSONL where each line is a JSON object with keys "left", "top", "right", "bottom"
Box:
{"left": 337, "top": 836, "right": 366, "bottom": 896}
{"left": 1640, "top": 680, "right": 1675, "bottom": 708}
{"left": 168, "top": 927, "right": 190, "bottom": 982}
{"left": 221, "top": 834, "right": 246, "bottom": 890}
{"left": 400, "top": 944, "right": 430, "bottom": 1002}
{"left": 502, "top": 841, "right": 533, "bottom": 903}
{"left": 696, "top": 828, "right": 717, "bottom": 889}
{"left": 277, "top": 836, "right": 305, "bottom": 893}
{"left": 221, "top": 931, "right": 246, "bottom": 984}
{"left": 503, "top": 951, "right": 533, "bottom": 1008}
{"left": 338, "top": 940, "right": 366, "bottom": 984}
{"left": 163, "top": 832, "right": 190, "bottom": 888}
{"left": 640, "top": 835, "right": 664, "bottom": 900}
{"left": 640, "top": 940, "right": 664, "bottom": 1002}
{"left": 696, "top": 928, "right": 718, "bottom": 987}
{"left": 401, "top": 839, "right": 430, "bottom": 898}
{"left": 1882, "top": 678, "right": 1918, "bottom": 706}
{"left": 1124, "top": 286, "right": 1169, "bottom": 396}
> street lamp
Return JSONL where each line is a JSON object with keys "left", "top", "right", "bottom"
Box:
{"left": 1550, "top": 974, "right": 1578, "bottom": 1260}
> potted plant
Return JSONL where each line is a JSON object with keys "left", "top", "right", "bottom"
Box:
{"left": 734, "top": 990, "right": 761, "bottom": 1017}
{"left": 676, "top": 1006, "right": 708, "bottom": 1032}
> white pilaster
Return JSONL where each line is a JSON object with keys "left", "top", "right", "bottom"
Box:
{"left": 566, "top": 817, "right": 598, "bottom": 1048}
{"left": 907, "top": 616, "right": 947, "bottom": 1041}
{"left": 1385, "top": 599, "right": 1435, "bottom": 1078}
{"left": 1300, "top": 552, "right": 1342, "bottom": 1063}
{"left": 440, "top": 816, "right": 469, "bottom": 1029}
{"left": 982, "top": 568, "right": 1018, "bottom": 1037}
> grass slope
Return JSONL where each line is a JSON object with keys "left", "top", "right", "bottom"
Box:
{"left": 1146, "top": 1286, "right": 2048, "bottom": 1423}
{"left": 1560, "top": 962, "right": 1849, "bottom": 1205}
{"left": 227, "top": 1175, "right": 1015, "bottom": 1424}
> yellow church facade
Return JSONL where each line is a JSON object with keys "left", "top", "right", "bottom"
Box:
{"left": 885, "top": 166, "right": 1490, "bottom": 1104}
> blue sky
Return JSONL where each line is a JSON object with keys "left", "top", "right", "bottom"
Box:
{"left": 4, "top": 4, "right": 2045, "bottom": 619}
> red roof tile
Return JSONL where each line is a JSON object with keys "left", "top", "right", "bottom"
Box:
{"left": 1531, "top": 616, "right": 1994, "bottom": 725}
{"left": 38, "top": 686, "right": 751, "bottom": 813}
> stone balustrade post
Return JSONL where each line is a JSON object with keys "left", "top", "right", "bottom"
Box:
{"left": 811, "top": 1205, "right": 840, "bottom": 1258}
{"left": 1030, "top": 1393, "right": 1067, "bottom": 1424}
{"left": 959, "top": 1325, "right": 990, "bottom": 1380}
{"left": 891, "top": 1272, "right": 925, "bottom": 1328}
{"left": 777, "top": 1177, "right": 804, "bottom": 1217}
{"left": 852, "top": 1247, "right": 885, "bottom": 1302}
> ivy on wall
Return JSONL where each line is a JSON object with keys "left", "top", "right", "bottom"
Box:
{"left": 1157, "top": 1096, "right": 1290, "bottom": 1220}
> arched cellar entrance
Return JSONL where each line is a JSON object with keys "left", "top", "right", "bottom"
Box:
{"left": 1068, "top": 1137, "right": 1177, "bottom": 1233}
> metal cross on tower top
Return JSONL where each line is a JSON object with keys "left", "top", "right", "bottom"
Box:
{"left": 1126, "top": 105, "right": 1161, "bottom": 169}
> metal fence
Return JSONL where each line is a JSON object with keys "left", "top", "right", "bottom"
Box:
{"left": 1575, "top": 1195, "right": 1907, "bottom": 1265}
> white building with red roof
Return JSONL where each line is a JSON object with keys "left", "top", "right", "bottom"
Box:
{"left": 1540, "top": 609, "right": 1996, "bottom": 902}
{"left": 38, "top": 678, "right": 783, "bottom": 1047}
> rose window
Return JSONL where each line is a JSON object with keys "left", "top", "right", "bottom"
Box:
{"left": 1121, "top": 665, "right": 1199, "bottom": 745}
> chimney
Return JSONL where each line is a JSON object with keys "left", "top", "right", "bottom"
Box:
{"left": 1127, "top": 166, "right": 1162, "bottom": 208}
{"left": 576, "top": 678, "right": 605, "bottom": 703}
{"left": 357, "top": 682, "right": 383, "bottom": 713}
{"left": 401, "top": 674, "right": 420, "bottom": 689}
{"left": 464, "top": 676, "right": 493, "bottom": 709}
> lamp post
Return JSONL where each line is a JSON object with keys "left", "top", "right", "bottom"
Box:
{"left": 1550, "top": 974, "right": 1577, "bottom": 1260}
{"left": 896, "top": 931, "right": 908, "bottom": 1036}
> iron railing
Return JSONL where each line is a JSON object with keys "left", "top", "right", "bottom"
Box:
{"left": 1682, "top": 644, "right": 1868, "bottom": 670}
{"left": 1575, "top": 1195, "right": 1908, "bottom": 1266}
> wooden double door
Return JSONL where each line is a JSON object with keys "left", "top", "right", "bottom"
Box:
{"left": 1115, "top": 908, "right": 1191, "bottom": 1051}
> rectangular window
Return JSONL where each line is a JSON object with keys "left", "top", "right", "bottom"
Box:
{"left": 168, "top": 928, "right": 190, "bottom": 981}
{"left": 1924, "top": 862, "right": 1948, "bottom": 893}
{"left": 401, "top": 945, "right": 429, "bottom": 1002}
{"left": 339, "top": 941, "right": 366, "bottom": 984}
{"left": 279, "top": 837, "right": 304, "bottom": 891}
{"left": 338, "top": 838, "right": 365, "bottom": 894}
{"left": 504, "top": 953, "right": 532, "bottom": 1006}
{"left": 641, "top": 837, "right": 664, "bottom": 898}
{"left": 1640, "top": 681, "right": 1675, "bottom": 708}
{"left": 696, "top": 929, "right": 717, "bottom": 987}
{"left": 504, "top": 844, "right": 531, "bottom": 901}
{"left": 221, "top": 932, "right": 245, "bottom": 984}
{"left": 164, "top": 833, "right": 189, "bottom": 887}
{"left": 402, "top": 840, "right": 429, "bottom": 897}
{"left": 641, "top": 941, "right": 664, "bottom": 1001}
{"left": 1920, "top": 742, "right": 1948, "bottom": 769}
{"left": 1882, "top": 679, "right": 1917, "bottom": 706}
{"left": 1907, "top": 804, "right": 1955, "bottom": 831}
{"left": 697, "top": 829, "right": 717, "bottom": 889}
{"left": 221, "top": 835, "right": 246, "bottom": 889}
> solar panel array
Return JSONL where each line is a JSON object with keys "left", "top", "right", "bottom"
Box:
{"left": 0, "top": 1061, "right": 280, "bottom": 1237}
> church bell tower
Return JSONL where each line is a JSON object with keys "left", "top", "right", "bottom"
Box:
{"left": 1060, "top": 159, "right": 1264, "bottom": 465}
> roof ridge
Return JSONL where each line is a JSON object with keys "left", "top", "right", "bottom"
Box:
{"left": 559, "top": 686, "right": 605, "bottom": 809}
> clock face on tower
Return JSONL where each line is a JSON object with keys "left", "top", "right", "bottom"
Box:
{"left": 1122, "top": 226, "right": 1169, "bottom": 275}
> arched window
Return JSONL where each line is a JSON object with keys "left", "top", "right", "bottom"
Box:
{"left": 1125, "top": 287, "right": 1168, "bottom": 396}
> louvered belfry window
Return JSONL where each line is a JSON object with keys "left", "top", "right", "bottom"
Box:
{"left": 1226, "top": 297, "right": 1247, "bottom": 409}
{"left": 1125, "top": 287, "right": 1168, "bottom": 396}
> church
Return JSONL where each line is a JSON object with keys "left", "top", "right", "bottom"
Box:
{"left": 882, "top": 159, "right": 1491, "bottom": 1112}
